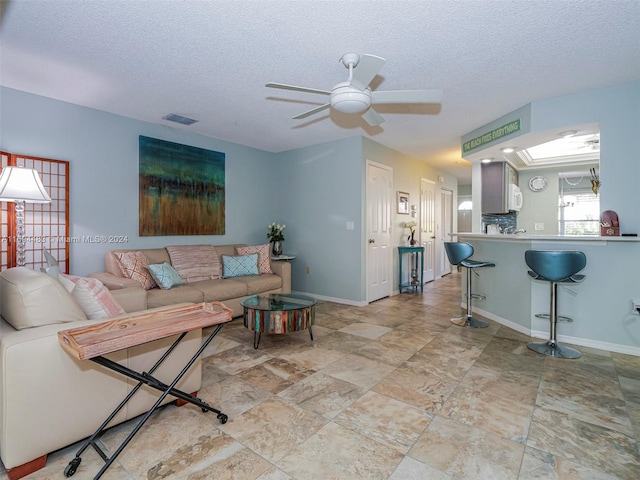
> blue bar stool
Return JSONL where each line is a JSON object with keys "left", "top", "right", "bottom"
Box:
{"left": 525, "top": 250, "right": 586, "bottom": 359}
{"left": 444, "top": 242, "right": 495, "bottom": 328}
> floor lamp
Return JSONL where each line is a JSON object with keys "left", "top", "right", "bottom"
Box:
{"left": 0, "top": 166, "right": 52, "bottom": 267}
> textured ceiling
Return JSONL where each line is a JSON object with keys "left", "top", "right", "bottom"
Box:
{"left": 1, "top": 0, "right": 639, "bottom": 184}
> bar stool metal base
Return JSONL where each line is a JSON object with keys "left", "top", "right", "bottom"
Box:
{"left": 527, "top": 341, "right": 582, "bottom": 359}
{"left": 451, "top": 315, "right": 489, "bottom": 328}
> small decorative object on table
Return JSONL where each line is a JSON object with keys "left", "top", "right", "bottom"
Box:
{"left": 600, "top": 210, "right": 619, "bottom": 236}
{"left": 411, "top": 267, "right": 419, "bottom": 285}
{"left": 404, "top": 221, "right": 417, "bottom": 245}
{"left": 267, "top": 222, "right": 286, "bottom": 256}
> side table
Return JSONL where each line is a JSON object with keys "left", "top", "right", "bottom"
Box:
{"left": 398, "top": 246, "right": 425, "bottom": 293}
{"left": 271, "top": 254, "right": 296, "bottom": 261}
{"left": 241, "top": 293, "right": 316, "bottom": 348}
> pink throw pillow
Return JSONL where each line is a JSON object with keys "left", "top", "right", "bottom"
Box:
{"left": 114, "top": 251, "right": 157, "bottom": 290}
{"left": 58, "top": 274, "right": 126, "bottom": 319}
{"left": 235, "top": 244, "right": 272, "bottom": 274}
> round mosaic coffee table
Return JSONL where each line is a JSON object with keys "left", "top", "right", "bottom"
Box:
{"left": 241, "top": 293, "right": 316, "bottom": 349}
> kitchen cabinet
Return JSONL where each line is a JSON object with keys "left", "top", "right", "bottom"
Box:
{"left": 481, "top": 161, "right": 519, "bottom": 214}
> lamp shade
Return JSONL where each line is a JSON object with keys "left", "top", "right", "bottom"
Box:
{"left": 0, "top": 166, "right": 52, "bottom": 203}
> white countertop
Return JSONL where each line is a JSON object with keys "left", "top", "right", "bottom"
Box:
{"left": 453, "top": 233, "right": 640, "bottom": 242}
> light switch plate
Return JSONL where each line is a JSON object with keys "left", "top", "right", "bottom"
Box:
{"left": 346, "top": 221, "right": 354, "bottom": 230}
{"left": 535, "top": 223, "right": 544, "bottom": 231}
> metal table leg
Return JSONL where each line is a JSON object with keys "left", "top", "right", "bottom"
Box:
{"left": 64, "top": 324, "right": 227, "bottom": 479}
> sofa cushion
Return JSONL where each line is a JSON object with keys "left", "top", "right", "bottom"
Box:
{"left": 190, "top": 278, "right": 248, "bottom": 302}
{"left": 222, "top": 254, "right": 259, "bottom": 278}
{"left": 233, "top": 273, "right": 283, "bottom": 295}
{"left": 235, "top": 244, "right": 272, "bottom": 274}
{"left": 0, "top": 267, "right": 87, "bottom": 330}
{"left": 147, "top": 263, "right": 184, "bottom": 290}
{"left": 58, "top": 274, "right": 126, "bottom": 319}
{"left": 166, "top": 245, "right": 221, "bottom": 282}
{"left": 105, "top": 248, "right": 171, "bottom": 276}
{"left": 145, "top": 284, "right": 205, "bottom": 309}
{"left": 114, "top": 251, "right": 157, "bottom": 290}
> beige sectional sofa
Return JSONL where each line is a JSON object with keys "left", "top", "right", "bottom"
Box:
{"left": 0, "top": 267, "right": 204, "bottom": 479}
{"left": 0, "top": 243, "right": 287, "bottom": 478}
{"left": 90, "top": 243, "right": 291, "bottom": 317}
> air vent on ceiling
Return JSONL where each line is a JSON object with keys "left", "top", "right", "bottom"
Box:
{"left": 162, "top": 113, "right": 198, "bottom": 126}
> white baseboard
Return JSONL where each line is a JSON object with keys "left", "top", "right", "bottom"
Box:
{"left": 471, "top": 304, "right": 640, "bottom": 357}
{"left": 472, "top": 306, "right": 531, "bottom": 337}
{"left": 292, "top": 291, "right": 367, "bottom": 307}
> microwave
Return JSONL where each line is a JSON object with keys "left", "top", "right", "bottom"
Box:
{"left": 508, "top": 183, "right": 523, "bottom": 212}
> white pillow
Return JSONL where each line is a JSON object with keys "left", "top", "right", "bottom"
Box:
{"left": 59, "top": 274, "right": 126, "bottom": 319}
{"left": 0, "top": 267, "right": 86, "bottom": 330}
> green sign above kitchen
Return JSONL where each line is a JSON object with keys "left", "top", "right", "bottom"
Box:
{"left": 462, "top": 119, "right": 521, "bottom": 153}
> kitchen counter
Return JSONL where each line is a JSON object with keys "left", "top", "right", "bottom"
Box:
{"left": 450, "top": 233, "right": 640, "bottom": 355}
{"left": 454, "top": 233, "right": 640, "bottom": 242}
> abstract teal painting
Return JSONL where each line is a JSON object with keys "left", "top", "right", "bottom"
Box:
{"left": 139, "top": 136, "right": 225, "bottom": 236}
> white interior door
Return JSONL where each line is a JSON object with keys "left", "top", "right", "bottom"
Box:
{"left": 420, "top": 178, "right": 436, "bottom": 283}
{"left": 366, "top": 161, "right": 393, "bottom": 302}
{"left": 440, "top": 189, "right": 453, "bottom": 275}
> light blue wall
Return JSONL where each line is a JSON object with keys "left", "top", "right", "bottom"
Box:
{"left": 0, "top": 87, "right": 279, "bottom": 275}
{"left": 362, "top": 137, "right": 458, "bottom": 278}
{"left": 276, "top": 137, "right": 364, "bottom": 302}
{"left": 530, "top": 81, "right": 640, "bottom": 232}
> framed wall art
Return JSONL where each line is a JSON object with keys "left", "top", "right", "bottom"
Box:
{"left": 139, "top": 136, "right": 225, "bottom": 236}
{"left": 397, "top": 191, "right": 409, "bottom": 214}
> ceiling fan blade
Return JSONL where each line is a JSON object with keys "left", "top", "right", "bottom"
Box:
{"left": 372, "top": 89, "right": 443, "bottom": 105}
{"left": 361, "top": 108, "right": 385, "bottom": 126}
{"left": 266, "top": 82, "right": 330, "bottom": 96}
{"left": 292, "top": 103, "right": 331, "bottom": 120}
{"left": 350, "top": 54, "right": 386, "bottom": 91}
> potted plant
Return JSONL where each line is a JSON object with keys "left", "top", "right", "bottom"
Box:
{"left": 267, "top": 222, "right": 286, "bottom": 256}
{"left": 405, "top": 221, "right": 417, "bottom": 245}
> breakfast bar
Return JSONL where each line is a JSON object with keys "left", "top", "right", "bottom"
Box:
{"left": 453, "top": 233, "right": 640, "bottom": 355}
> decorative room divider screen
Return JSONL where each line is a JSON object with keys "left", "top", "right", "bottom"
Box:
{"left": 0, "top": 151, "right": 70, "bottom": 273}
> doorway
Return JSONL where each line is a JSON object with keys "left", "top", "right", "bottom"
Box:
{"left": 366, "top": 161, "right": 393, "bottom": 302}
{"left": 420, "top": 178, "right": 436, "bottom": 283}
{"left": 440, "top": 189, "right": 453, "bottom": 276}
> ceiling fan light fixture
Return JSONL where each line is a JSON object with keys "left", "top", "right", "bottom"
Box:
{"left": 330, "top": 83, "right": 371, "bottom": 114}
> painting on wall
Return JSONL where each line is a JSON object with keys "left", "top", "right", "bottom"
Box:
{"left": 397, "top": 191, "right": 409, "bottom": 214}
{"left": 139, "top": 136, "right": 225, "bottom": 236}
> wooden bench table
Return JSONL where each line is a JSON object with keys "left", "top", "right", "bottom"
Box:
{"left": 58, "top": 302, "right": 233, "bottom": 479}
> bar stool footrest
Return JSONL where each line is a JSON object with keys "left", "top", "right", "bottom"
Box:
{"left": 535, "top": 313, "right": 573, "bottom": 322}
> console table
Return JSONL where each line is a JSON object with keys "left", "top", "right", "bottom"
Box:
{"left": 398, "top": 246, "right": 425, "bottom": 293}
{"left": 58, "top": 302, "right": 233, "bottom": 479}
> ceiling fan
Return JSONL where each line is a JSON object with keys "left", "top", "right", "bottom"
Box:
{"left": 266, "top": 53, "right": 443, "bottom": 126}
{"left": 567, "top": 133, "right": 600, "bottom": 150}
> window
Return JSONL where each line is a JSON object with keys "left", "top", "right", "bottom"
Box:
{"left": 458, "top": 200, "right": 472, "bottom": 211}
{"left": 558, "top": 173, "right": 599, "bottom": 236}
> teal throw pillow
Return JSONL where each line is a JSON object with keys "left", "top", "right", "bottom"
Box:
{"left": 222, "top": 253, "right": 259, "bottom": 278}
{"left": 147, "top": 262, "right": 184, "bottom": 289}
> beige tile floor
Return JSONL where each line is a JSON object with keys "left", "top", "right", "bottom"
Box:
{"left": 5, "top": 272, "right": 640, "bottom": 479}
